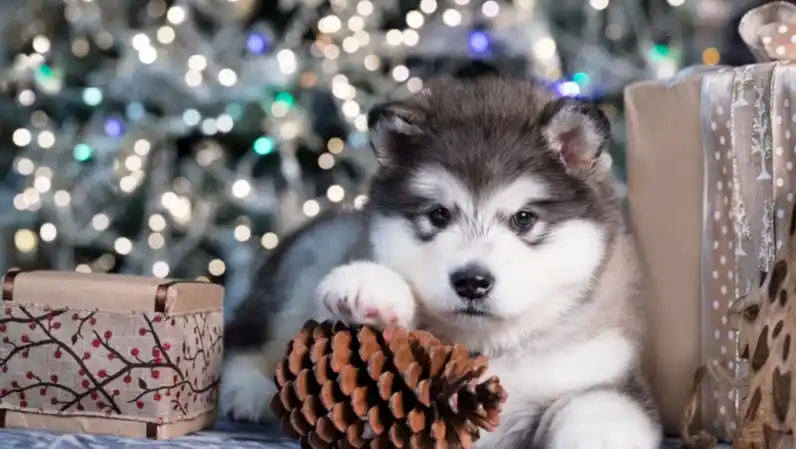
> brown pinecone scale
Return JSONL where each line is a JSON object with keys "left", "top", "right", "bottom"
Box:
{"left": 270, "top": 320, "right": 507, "bottom": 449}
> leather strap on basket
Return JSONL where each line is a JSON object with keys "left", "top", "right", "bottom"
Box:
{"left": 153, "top": 280, "right": 212, "bottom": 313}
{"left": 146, "top": 422, "right": 158, "bottom": 439}
{"left": 154, "top": 283, "right": 171, "bottom": 313}
{"left": 2, "top": 269, "right": 24, "bottom": 302}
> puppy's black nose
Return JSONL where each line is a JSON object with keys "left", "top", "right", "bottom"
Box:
{"left": 450, "top": 265, "right": 494, "bottom": 301}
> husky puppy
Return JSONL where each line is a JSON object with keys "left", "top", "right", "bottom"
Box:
{"left": 221, "top": 76, "right": 662, "bottom": 449}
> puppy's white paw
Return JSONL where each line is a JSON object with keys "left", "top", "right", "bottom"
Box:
{"left": 547, "top": 390, "right": 661, "bottom": 449}
{"left": 220, "top": 352, "right": 277, "bottom": 423}
{"left": 317, "top": 261, "right": 416, "bottom": 329}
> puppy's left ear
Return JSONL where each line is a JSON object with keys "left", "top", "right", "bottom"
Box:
{"left": 367, "top": 101, "right": 424, "bottom": 166}
{"left": 538, "top": 97, "right": 611, "bottom": 173}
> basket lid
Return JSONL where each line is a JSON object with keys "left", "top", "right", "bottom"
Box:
{"left": 2, "top": 270, "right": 223, "bottom": 313}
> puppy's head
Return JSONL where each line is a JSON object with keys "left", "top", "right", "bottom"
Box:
{"left": 366, "top": 77, "right": 619, "bottom": 332}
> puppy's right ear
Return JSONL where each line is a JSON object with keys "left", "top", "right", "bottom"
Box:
{"left": 367, "top": 101, "right": 423, "bottom": 166}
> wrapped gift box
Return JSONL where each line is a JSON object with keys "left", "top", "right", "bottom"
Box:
{"left": 0, "top": 270, "right": 224, "bottom": 439}
{"left": 626, "top": 1, "right": 796, "bottom": 443}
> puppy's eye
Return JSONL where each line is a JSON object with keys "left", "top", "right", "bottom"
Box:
{"left": 510, "top": 210, "right": 537, "bottom": 233}
{"left": 427, "top": 206, "right": 452, "bottom": 228}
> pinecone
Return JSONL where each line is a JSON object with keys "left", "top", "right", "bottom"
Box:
{"left": 270, "top": 320, "right": 507, "bottom": 449}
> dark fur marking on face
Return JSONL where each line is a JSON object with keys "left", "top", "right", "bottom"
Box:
{"left": 535, "top": 198, "right": 598, "bottom": 227}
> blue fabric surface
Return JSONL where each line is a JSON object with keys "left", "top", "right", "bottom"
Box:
{"left": 0, "top": 419, "right": 295, "bottom": 448}
{"left": 0, "top": 419, "right": 728, "bottom": 448}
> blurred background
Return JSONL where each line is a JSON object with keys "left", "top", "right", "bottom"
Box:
{"left": 0, "top": 0, "right": 760, "bottom": 313}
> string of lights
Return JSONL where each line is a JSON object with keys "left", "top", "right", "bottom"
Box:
{"left": 0, "top": 0, "right": 695, "bottom": 310}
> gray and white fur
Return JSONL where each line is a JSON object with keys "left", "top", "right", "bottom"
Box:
{"left": 221, "top": 77, "right": 662, "bottom": 449}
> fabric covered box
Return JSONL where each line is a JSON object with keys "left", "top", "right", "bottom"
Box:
{"left": 729, "top": 205, "right": 796, "bottom": 448}
{"left": 626, "top": 1, "right": 796, "bottom": 443}
{"left": 0, "top": 269, "right": 224, "bottom": 439}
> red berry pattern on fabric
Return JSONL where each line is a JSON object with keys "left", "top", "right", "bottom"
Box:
{"left": 0, "top": 304, "right": 222, "bottom": 422}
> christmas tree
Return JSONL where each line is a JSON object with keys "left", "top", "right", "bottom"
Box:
{"left": 0, "top": 0, "right": 695, "bottom": 311}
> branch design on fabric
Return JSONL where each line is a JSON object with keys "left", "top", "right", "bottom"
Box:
{"left": 750, "top": 76, "right": 773, "bottom": 181}
{"left": 0, "top": 305, "right": 221, "bottom": 418}
{"left": 758, "top": 200, "right": 776, "bottom": 270}
{"left": 731, "top": 65, "right": 755, "bottom": 109}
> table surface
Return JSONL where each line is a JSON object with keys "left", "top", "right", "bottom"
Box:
{"left": 0, "top": 419, "right": 730, "bottom": 448}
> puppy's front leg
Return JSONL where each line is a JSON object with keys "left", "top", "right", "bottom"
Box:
{"left": 221, "top": 261, "right": 416, "bottom": 423}
{"left": 316, "top": 261, "right": 417, "bottom": 329}
{"left": 545, "top": 389, "right": 661, "bottom": 449}
{"left": 219, "top": 348, "right": 280, "bottom": 422}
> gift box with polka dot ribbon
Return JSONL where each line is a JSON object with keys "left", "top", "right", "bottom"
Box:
{"left": 627, "top": 1, "right": 796, "bottom": 446}
{"left": 0, "top": 269, "right": 224, "bottom": 439}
